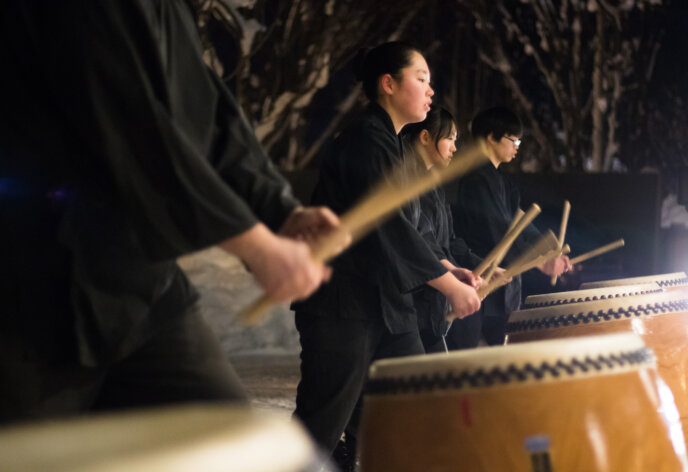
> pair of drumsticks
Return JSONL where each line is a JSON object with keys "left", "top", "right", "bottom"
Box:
{"left": 474, "top": 199, "right": 625, "bottom": 297}
{"left": 471, "top": 204, "right": 569, "bottom": 298}
{"left": 548, "top": 201, "right": 625, "bottom": 283}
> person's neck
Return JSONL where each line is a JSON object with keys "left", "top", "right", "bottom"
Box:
{"left": 377, "top": 99, "right": 406, "bottom": 134}
{"left": 414, "top": 142, "right": 433, "bottom": 170}
{"left": 487, "top": 149, "right": 501, "bottom": 169}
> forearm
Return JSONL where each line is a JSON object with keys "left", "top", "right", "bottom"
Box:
{"left": 427, "top": 271, "right": 464, "bottom": 296}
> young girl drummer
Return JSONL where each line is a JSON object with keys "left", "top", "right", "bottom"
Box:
{"left": 292, "top": 43, "right": 481, "bottom": 467}
{"left": 401, "top": 106, "right": 484, "bottom": 353}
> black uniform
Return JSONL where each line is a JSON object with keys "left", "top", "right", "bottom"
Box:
{"left": 0, "top": 0, "right": 298, "bottom": 422}
{"left": 407, "top": 152, "right": 482, "bottom": 353}
{"left": 446, "top": 162, "right": 540, "bottom": 347}
{"left": 293, "top": 103, "right": 447, "bottom": 454}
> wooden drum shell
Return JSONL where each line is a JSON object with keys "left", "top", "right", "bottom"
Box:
{"left": 360, "top": 334, "right": 688, "bottom": 472}
{"left": 507, "top": 292, "right": 688, "bottom": 449}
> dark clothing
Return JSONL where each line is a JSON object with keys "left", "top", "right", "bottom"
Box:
{"left": 294, "top": 312, "right": 424, "bottom": 454}
{"left": 0, "top": 308, "right": 246, "bottom": 424}
{"left": 446, "top": 163, "right": 540, "bottom": 346}
{"left": 294, "top": 103, "right": 447, "bottom": 332}
{"left": 0, "top": 0, "right": 297, "bottom": 367}
{"left": 293, "top": 104, "right": 445, "bottom": 453}
{"left": 0, "top": 0, "right": 297, "bottom": 416}
{"left": 405, "top": 149, "right": 482, "bottom": 353}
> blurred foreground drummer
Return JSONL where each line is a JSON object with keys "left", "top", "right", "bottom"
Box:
{"left": 0, "top": 1, "right": 339, "bottom": 424}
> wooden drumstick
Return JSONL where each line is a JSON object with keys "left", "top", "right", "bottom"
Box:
{"left": 569, "top": 239, "right": 625, "bottom": 265}
{"left": 479, "top": 243, "right": 570, "bottom": 298}
{"left": 473, "top": 204, "right": 541, "bottom": 278}
{"left": 477, "top": 231, "right": 559, "bottom": 298}
{"left": 550, "top": 200, "right": 571, "bottom": 286}
{"left": 240, "top": 141, "right": 489, "bottom": 325}
{"left": 482, "top": 209, "right": 525, "bottom": 282}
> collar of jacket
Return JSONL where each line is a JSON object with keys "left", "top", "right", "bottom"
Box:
{"left": 367, "top": 102, "right": 397, "bottom": 137}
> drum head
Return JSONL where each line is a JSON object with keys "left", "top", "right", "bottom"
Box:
{"left": 0, "top": 405, "right": 318, "bottom": 472}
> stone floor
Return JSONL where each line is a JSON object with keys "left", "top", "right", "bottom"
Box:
{"left": 229, "top": 351, "right": 301, "bottom": 418}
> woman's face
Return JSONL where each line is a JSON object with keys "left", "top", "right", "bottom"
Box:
{"left": 428, "top": 125, "right": 458, "bottom": 168}
{"left": 389, "top": 52, "right": 434, "bottom": 126}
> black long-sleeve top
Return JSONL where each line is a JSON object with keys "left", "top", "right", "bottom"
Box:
{"left": 0, "top": 0, "right": 299, "bottom": 365}
{"left": 407, "top": 152, "right": 482, "bottom": 337}
{"left": 295, "top": 103, "right": 447, "bottom": 333}
{"left": 447, "top": 162, "right": 541, "bottom": 317}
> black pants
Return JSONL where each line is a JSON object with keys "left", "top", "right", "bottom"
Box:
{"left": 446, "top": 299, "right": 510, "bottom": 349}
{"left": 293, "top": 312, "right": 425, "bottom": 455}
{"left": 0, "top": 307, "right": 247, "bottom": 424}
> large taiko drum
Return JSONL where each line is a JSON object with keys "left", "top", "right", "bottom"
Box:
{"left": 523, "top": 283, "right": 663, "bottom": 309}
{"left": 0, "top": 405, "right": 324, "bottom": 472}
{"left": 580, "top": 271, "right": 688, "bottom": 291}
{"left": 359, "top": 333, "right": 688, "bottom": 472}
{"left": 507, "top": 290, "right": 688, "bottom": 446}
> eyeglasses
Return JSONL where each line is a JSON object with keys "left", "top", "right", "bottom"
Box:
{"left": 504, "top": 136, "right": 521, "bottom": 146}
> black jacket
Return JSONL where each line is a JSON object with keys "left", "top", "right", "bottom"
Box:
{"left": 407, "top": 152, "right": 482, "bottom": 337}
{"left": 446, "top": 163, "right": 541, "bottom": 318}
{"left": 295, "top": 104, "right": 447, "bottom": 333}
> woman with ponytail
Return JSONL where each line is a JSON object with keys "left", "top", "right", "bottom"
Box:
{"left": 401, "top": 107, "right": 484, "bottom": 353}
{"left": 292, "top": 43, "right": 481, "bottom": 467}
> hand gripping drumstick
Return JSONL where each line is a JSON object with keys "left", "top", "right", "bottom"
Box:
{"left": 473, "top": 204, "right": 541, "bottom": 279}
{"left": 477, "top": 231, "right": 560, "bottom": 298}
{"left": 569, "top": 239, "right": 625, "bottom": 265}
{"left": 480, "top": 244, "right": 571, "bottom": 298}
{"left": 551, "top": 200, "right": 571, "bottom": 286}
{"left": 240, "top": 141, "right": 489, "bottom": 325}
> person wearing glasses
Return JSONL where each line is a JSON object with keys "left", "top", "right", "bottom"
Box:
{"left": 444, "top": 106, "right": 572, "bottom": 348}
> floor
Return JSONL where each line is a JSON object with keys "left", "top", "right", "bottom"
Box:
{"left": 229, "top": 351, "right": 301, "bottom": 418}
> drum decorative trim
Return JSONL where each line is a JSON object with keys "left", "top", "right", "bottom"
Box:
{"left": 523, "top": 285, "right": 662, "bottom": 309}
{"left": 366, "top": 348, "right": 653, "bottom": 395}
{"left": 658, "top": 277, "right": 688, "bottom": 288}
{"left": 508, "top": 298, "right": 688, "bottom": 334}
{"left": 366, "top": 334, "right": 651, "bottom": 395}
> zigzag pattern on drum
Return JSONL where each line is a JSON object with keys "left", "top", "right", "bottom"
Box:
{"left": 366, "top": 348, "right": 654, "bottom": 394}
{"left": 657, "top": 277, "right": 688, "bottom": 287}
{"left": 523, "top": 288, "right": 663, "bottom": 309}
{"left": 507, "top": 300, "right": 688, "bottom": 333}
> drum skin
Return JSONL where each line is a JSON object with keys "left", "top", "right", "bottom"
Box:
{"left": 507, "top": 311, "right": 688, "bottom": 448}
{"left": 359, "top": 335, "right": 688, "bottom": 472}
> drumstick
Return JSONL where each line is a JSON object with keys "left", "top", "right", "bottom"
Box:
{"left": 550, "top": 200, "right": 571, "bottom": 286}
{"left": 473, "top": 204, "right": 541, "bottom": 278}
{"left": 479, "top": 244, "right": 570, "bottom": 299}
{"left": 482, "top": 209, "right": 525, "bottom": 282}
{"left": 240, "top": 141, "right": 489, "bottom": 325}
{"left": 477, "top": 231, "right": 559, "bottom": 298}
{"left": 569, "top": 239, "right": 625, "bottom": 265}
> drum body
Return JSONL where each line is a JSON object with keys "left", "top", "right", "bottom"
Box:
{"left": 360, "top": 333, "right": 687, "bottom": 472}
{"left": 0, "top": 405, "right": 322, "bottom": 472}
{"left": 508, "top": 292, "right": 688, "bottom": 449}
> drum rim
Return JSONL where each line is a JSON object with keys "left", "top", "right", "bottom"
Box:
{"left": 366, "top": 333, "right": 652, "bottom": 394}
{"left": 508, "top": 292, "right": 688, "bottom": 333}
{"left": 522, "top": 284, "right": 663, "bottom": 309}
{"left": 580, "top": 272, "right": 687, "bottom": 289}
